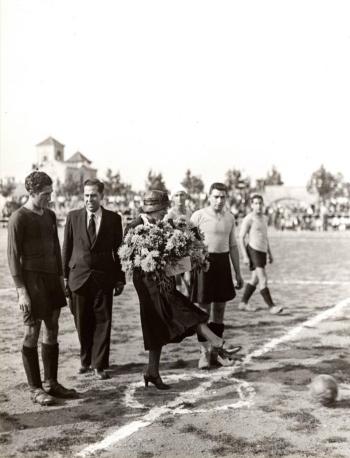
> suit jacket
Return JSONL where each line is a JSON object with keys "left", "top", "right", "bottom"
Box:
{"left": 62, "top": 207, "right": 125, "bottom": 292}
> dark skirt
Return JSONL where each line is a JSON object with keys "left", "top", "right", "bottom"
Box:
{"left": 190, "top": 252, "right": 236, "bottom": 304}
{"left": 22, "top": 270, "right": 67, "bottom": 325}
{"left": 133, "top": 271, "right": 209, "bottom": 351}
{"left": 247, "top": 245, "right": 267, "bottom": 271}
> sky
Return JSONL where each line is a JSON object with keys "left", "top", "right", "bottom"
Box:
{"left": 1, "top": 0, "right": 350, "bottom": 192}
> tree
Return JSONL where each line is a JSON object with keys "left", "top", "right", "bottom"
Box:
{"left": 181, "top": 169, "right": 204, "bottom": 196}
{"left": 307, "top": 165, "right": 341, "bottom": 199}
{"left": 59, "top": 175, "right": 82, "bottom": 197}
{"left": 0, "top": 177, "right": 16, "bottom": 197}
{"left": 225, "top": 168, "right": 249, "bottom": 192}
{"left": 145, "top": 170, "right": 168, "bottom": 192}
{"left": 104, "top": 169, "right": 134, "bottom": 197}
{"left": 264, "top": 166, "right": 284, "bottom": 186}
{"left": 254, "top": 166, "right": 283, "bottom": 192}
{"left": 225, "top": 168, "right": 252, "bottom": 211}
{"left": 337, "top": 181, "right": 350, "bottom": 198}
{"left": 255, "top": 179, "right": 266, "bottom": 193}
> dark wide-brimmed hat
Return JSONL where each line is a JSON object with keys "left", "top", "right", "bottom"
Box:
{"left": 142, "top": 190, "right": 170, "bottom": 213}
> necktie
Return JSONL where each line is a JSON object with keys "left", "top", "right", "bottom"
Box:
{"left": 88, "top": 214, "right": 96, "bottom": 244}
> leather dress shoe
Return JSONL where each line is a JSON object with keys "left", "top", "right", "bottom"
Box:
{"left": 78, "top": 366, "right": 91, "bottom": 374}
{"left": 43, "top": 381, "right": 78, "bottom": 399}
{"left": 31, "top": 388, "right": 56, "bottom": 406}
{"left": 94, "top": 369, "right": 110, "bottom": 380}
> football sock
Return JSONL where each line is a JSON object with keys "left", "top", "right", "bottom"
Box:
{"left": 241, "top": 283, "right": 256, "bottom": 304}
{"left": 260, "top": 287, "right": 275, "bottom": 307}
{"left": 42, "top": 343, "right": 59, "bottom": 382}
{"left": 22, "top": 345, "right": 42, "bottom": 389}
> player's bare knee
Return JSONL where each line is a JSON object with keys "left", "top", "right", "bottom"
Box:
{"left": 257, "top": 272, "right": 267, "bottom": 288}
{"left": 256, "top": 268, "right": 267, "bottom": 284}
{"left": 23, "top": 335, "right": 38, "bottom": 347}
{"left": 43, "top": 324, "right": 59, "bottom": 344}
{"left": 42, "top": 316, "right": 59, "bottom": 343}
{"left": 23, "top": 326, "right": 40, "bottom": 347}
{"left": 43, "top": 333, "right": 58, "bottom": 345}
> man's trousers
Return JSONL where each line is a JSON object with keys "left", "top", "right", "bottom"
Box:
{"left": 71, "top": 277, "right": 113, "bottom": 370}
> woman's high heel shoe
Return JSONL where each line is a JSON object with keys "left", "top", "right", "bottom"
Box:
{"left": 143, "top": 373, "right": 170, "bottom": 390}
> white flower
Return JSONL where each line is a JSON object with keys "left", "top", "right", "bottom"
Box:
{"left": 150, "top": 250, "right": 160, "bottom": 258}
{"left": 133, "top": 254, "right": 142, "bottom": 267}
{"left": 119, "top": 219, "right": 209, "bottom": 276}
{"left": 118, "top": 244, "right": 133, "bottom": 259}
{"left": 141, "top": 247, "right": 150, "bottom": 257}
{"left": 140, "top": 254, "right": 157, "bottom": 272}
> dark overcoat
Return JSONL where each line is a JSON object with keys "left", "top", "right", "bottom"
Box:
{"left": 126, "top": 217, "right": 208, "bottom": 350}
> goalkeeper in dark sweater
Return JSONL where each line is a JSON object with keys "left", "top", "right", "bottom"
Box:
{"left": 7, "top": 171, "right": 77, "bottom": 406}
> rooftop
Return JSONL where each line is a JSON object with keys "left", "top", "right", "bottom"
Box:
{"left": 65, "top": 151, "right": 92, "bottom": 164}
{"left": 36, "top": 136, "right": 65, "bottom": 147}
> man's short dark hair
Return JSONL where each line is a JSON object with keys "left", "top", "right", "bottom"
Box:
{"left": 83, "top": 178, "right": 104, "bottom": 194}
{"left": 209, "top": 182, "right": 228, "bottom": 195}
{"left": 25, "top": 171, "right": 52, "bottom": 194}
{"left": 251, "top": 193, "right": 264, "bottom": 203}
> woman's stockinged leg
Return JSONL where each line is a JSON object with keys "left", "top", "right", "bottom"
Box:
{"left": 196, "top": 323, "right": 222, "bottom": 347}
{"left": 147, "top": 347, "right": 162, "bottom": 376}
{"left": 144, "top": 346, "right": 170, "bottom": 390}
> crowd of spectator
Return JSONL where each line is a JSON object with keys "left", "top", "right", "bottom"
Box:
{"left": 2, "top": 190, "right": 350, "bottom": 232}
{"left": 264, "top": 200, "right": 350, "bottom": 232}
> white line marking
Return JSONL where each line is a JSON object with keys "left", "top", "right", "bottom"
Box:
{"left": 124, "top": 372, "right": 255, "bottom": 414}
{"left": 172, "top": 378, "right": 256, "bottom": 414}
{"left": 270, "top": 280, "right": 350, "bottom": 285}
{"left": 77, "top": 296, "right": 350, "bottom": 457}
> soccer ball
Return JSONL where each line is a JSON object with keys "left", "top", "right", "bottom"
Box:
{"left": 309, "top": 374, "right": 338, "bottom": 406}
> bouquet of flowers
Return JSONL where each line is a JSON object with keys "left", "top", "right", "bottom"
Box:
{"left": 118, "top": 219, "right": 209, "bottom": 281}
{"left": 164, "top": 218, "right": 210, "bottom": 275}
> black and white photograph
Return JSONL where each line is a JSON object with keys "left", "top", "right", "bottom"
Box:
{"left": 1, "top": 1, "right": 350, "bottom": 456}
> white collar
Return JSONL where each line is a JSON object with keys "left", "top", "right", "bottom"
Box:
{"left": 87, "top": 207, "right": 102, "bottom": 219}
{"left": 140, "top": 213, "right": 152, "bottom": 225}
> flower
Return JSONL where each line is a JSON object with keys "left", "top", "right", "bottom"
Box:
{"left": 118, "top": 219, "right": 209, "bottom": 279}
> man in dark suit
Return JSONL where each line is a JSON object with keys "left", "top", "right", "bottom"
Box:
{"left": 62, "top": 178, "right": 125, "bottom": 380}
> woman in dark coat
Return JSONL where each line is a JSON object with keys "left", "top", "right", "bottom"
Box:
{"left": 127, "top": 190, "right": 241, "bottom": 389}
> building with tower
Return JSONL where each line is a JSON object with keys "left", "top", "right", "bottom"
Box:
{"left": 36, "top": 137, "right": 97, "bottom": 188}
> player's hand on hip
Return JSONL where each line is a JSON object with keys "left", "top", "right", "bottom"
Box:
{"left": 243, "top": 256, "right": 250, "bottom": 266}
{"left": 268, "top": 254, "right": 273, "bottom": 264}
